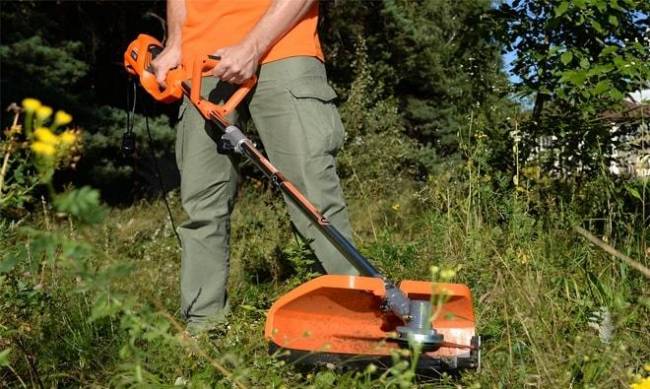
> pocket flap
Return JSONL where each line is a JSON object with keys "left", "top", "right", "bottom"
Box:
{"left": 287, "top": 77, "right": 338, "bottom": 102}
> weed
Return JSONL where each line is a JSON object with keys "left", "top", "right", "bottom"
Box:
{"left": 1, "top": 92, "right": 648, "bottom": 388}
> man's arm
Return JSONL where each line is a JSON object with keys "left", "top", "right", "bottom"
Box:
{"left": 213, "top": 0, "right": 318, "bottom": 84}
{"left": 151, "top": 0, "right": 186, "bottom": 85}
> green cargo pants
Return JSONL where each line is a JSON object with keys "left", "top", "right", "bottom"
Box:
{"left": 175, "top": 56, "right": 358, "bottom": 331}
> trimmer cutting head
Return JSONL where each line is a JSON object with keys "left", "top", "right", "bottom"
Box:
{"left": 265, "top": 275, "right": 479, "bottom": 374}
{"left": 393, "top": 300, "right": 445, "bottom": 352}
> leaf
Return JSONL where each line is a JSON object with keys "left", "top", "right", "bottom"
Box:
{"left": 613, "top": 56, "right": 627, "bottom": 68}
{"left": 580, "top": 57, "right": 590, "bottom": 69}
{"left": 625, "top": 185, "right": 642, "bottom": 201}
{"left": 593, "top": 0, "right": 607, "bottom": 12}
{"left": 561, "top": 70, "right": 588, "bottom": 85}
{"left": 593, "top": 80, "right": 612, "bottom": 95}
{"left": 592, "top": 20, "right": 604, "bottom": 34}
{"left": 600, "top": 45, "right": 619, "bottom": 57}
{"left": 555, "top": 1, "right": 569, "bottom": 17}
{"left": 608, "top": 15, "right": 619, "bottom": 27}
{"left": 90, "top": 294, "right": 122, "bottom": 321}
{"left": 0, "top": 257, "right": 18, "bottom": 274}
{"left": 54, "top": 186, "right": 106, "bottom": 225}
{"left": 561, "top": 51, "right": 573, "bottom": 65}
{"left": 0, "top": 349, "right": 10, "bottom": 367}
{"left": 608, "top": 88, "right": 624, "bottom": 100}
{"left": 587, "top": 64, "right": 615, "bottom": 77}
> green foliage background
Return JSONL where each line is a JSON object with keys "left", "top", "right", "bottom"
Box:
{"left": 1, "top": 0, "right": 649, "bottom": 388}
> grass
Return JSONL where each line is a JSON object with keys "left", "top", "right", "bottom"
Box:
{"left": 1, "top": 169, "right": 649, "bottom": 388}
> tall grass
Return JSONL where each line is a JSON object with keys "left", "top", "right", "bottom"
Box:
{"left": 2, "top": 152, "right": 648, "bottom": 387}
{"left": 1, "top": 93, "right": 648, "bottom": 388}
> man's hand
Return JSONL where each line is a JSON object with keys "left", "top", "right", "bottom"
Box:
{"left": 210, "top": 0, "right": 317, "bottom": 85}
{"left": 151, "top": 45, "right": 182, "bottom": 87}
{"left": 212, "top": 40, "right": 261, "bottom": 85}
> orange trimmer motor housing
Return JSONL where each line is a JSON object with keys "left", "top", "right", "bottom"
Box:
{"left": 124, "top": 34, "right": 184, "bottom": 103}
{"left": 265, "top": 275, "right": 479, "bottom": 372}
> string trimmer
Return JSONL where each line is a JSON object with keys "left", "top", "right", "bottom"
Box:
{"left": 124, "top": 34, "right": 479, "bottom": 374}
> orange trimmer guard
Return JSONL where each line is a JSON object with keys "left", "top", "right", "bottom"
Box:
{"left": 265, "top": 275, "right": 480, "bottom": 374}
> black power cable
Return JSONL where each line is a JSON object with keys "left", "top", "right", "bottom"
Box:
{"left": 124, "top": 79, "right": 182, "bottom": 247}
{"left": 122, "top": 81, "right": 137, "bottom": 155}
{"left": 143, "top": 102, "right": 182, "bottom": 247}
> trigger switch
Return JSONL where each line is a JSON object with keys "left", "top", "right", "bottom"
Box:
{"left": 149, "top": 44, "right": 163, "bottom": 59}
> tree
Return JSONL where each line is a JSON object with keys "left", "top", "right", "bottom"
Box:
{"left": 493, "top": 0, "right": 650, "bottom": 176}
{"left": 0, "top": 1, "right": 179, "bottom": 203}
{"left": 321, "top": 0, "right": 510, "bottom": 168}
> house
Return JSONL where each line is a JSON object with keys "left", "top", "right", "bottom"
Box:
{"left": 603, "top": 91, "right": 649, "bottom": 178}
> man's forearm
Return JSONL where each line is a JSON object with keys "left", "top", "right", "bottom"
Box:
{"left": 152, "top": 0, "right": 185, "bottom": 84}
{"left": 242, "top": 0, "right": 318, "bottom": 57}
{"left": 166, "top": 0, "right": 186, "bottom": 48}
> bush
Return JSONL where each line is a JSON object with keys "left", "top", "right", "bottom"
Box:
{"left": 337, "top": 38, "right": 420, "bottom": 198}
{"left": 77, "top": 106, "right": 178, "bottom": 204}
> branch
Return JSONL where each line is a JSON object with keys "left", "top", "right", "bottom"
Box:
{"left": 573, "top": 225, "right": 650, "bottom": 278}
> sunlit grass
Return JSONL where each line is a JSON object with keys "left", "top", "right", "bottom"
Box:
{"left": 3, "top": 175, "right": 647, "bottom": 387}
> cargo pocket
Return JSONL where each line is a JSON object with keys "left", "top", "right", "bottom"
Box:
{"left": 286, "top": 77, "right": 345, "bottom": 155}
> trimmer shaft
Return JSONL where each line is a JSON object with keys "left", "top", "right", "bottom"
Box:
{"left": 395, "top": 300, "right": 444, "bottom": 352}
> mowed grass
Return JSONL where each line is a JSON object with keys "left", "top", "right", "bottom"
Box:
{"left": 3, "top": 173, "right": 649, "bottom": 388}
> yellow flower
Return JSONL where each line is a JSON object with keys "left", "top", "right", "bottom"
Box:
{"left": 59, "top": 130, "right": 77, "bottom": 146}
{"left": 517, "top": 250, "right": 530, "bottom": 264}
{"left": 391, "top": 203, "right": 400, "bottom": 211}
{"left": 53, "top": 110, "right": 73, "bottom": 126}
{"left": 36, "top": 106, "right": 53, "bottom": 120}
{"left": 34, "top": 127, "right": 59, "bottom": 145}
{"left": 631, "top": 377, "right": 650, "bottom": 389}
{"left": 31, "top": 141, "right": 56, "bottom": 157}
{"left": 22, "top": 98, "right": 42, "bottom": 112}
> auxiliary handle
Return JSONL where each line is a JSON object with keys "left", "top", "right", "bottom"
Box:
{"left": 189, "top": 55, "right": 257, "bottom": 125}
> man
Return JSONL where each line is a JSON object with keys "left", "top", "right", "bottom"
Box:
{"left": 152, "top": 0, "right": 357, "bottom": 335}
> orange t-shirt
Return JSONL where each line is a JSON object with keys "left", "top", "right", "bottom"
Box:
{"left": 181, "top": 0, "right": 324, "bottom": 72}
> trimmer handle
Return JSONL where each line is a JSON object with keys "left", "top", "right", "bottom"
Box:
{"left": 124, "top": 34, "right": 184, "bottom": 103}
{"left": 190, "top": 55, "right": 257, "bottom": 124}
{"left": 124, "top": 34, "right": 257, "bottom": 125}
